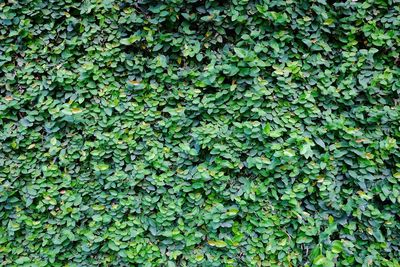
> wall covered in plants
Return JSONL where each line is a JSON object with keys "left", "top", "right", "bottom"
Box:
{"left": 1, "top": 0, "right": 400, "bottom": 266}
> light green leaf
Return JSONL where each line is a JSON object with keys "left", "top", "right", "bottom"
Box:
{"left": 208, "top": 240, "right": 227, "bottom": 248}
{"left": 96, "top": 163, "right": 109, "bottom": 171}
{"left": 120, "top": 35, "right": 141, "bottom": 45}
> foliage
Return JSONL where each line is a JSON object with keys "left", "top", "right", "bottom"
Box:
{"left": 1, "top": 0, "right": 400, "bottom": 266}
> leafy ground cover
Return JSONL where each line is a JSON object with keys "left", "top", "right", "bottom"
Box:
{"left": 0, "top": 0, "right": 400, "bottom": 266}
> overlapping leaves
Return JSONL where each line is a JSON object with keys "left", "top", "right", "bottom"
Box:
{"left": 0, "top": 0, "right": 399, "bottom": 266}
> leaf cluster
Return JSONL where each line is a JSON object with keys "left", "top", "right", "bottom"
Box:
{"left": 0, "top": 0, "right": 400, "bottom": 266}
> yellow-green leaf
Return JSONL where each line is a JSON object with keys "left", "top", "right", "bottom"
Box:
{"left": 208, "top": 240, "right": 227, "bottom": 248}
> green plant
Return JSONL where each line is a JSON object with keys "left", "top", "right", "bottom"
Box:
{"left": 0, "top": 0, "right": 399, "bottom": 266}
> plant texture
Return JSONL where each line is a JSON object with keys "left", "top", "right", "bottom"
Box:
{"left": 0, "top": 0, "right": 400, "bottom": 266}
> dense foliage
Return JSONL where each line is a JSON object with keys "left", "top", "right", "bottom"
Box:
{"left": 1, "top": 0, "right": 400, "bottom": 266}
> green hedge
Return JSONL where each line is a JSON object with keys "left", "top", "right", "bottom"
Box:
{"left": 1, "top": 0, "right": 400, "bottom": 266}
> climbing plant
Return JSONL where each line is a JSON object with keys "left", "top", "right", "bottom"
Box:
{"left": 0, "top": 0, "right": 400, "bottom": 266}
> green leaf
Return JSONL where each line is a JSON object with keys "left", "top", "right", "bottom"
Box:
{"left": 108, "top": 241, "right": 120, "bottom": 251}
{"left": 234, "top": 47, "right": 247, "bottom": 58}
{"left": 314, "top": 137, "right": 325, "bottom": 148}
{"left": 373, "top": 229, "right": 384, "bottom": 242}
{"left": 15, "top": 257, "right": 30, "bottom": 264}
{"left": 208, "top": 240, "right": 227, "bottom": 248}
{"left": 71, "top": 107, "right": 83, "bottom": 114}
{"left": 263, "top": 123, "right": 271, "bottom": 135}
{"left": 96, "top": 163, "right": 109, "bottom": 171}
{"left": 331, "top": 240, "right": 343, "bottom": 253}
{"left": 300, "top": 143, "right": 313, "bottom": 159}
{"left": 313, "top": 255, "right": 327, "bottom": 265}
{"left": 195, "top": 254, "right": 204, "bottom": 261}
{"left": 120, "top": 35, "right": 141, "bottom": 45}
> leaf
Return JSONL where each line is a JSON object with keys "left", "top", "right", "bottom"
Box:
{"left": 300, "top": 143, "right": 313, "bottom": 159}
{"left": 20, "top": 118, "right": 33, "bottom": 127}
{"left": 263, "top": 123, "right": 271, "bottom": 135}
{"left": 373, "top": 229, "right": 384, "bottom": 242}
{"left": 108, "top": 241, "right": 120, "bottom": 251}
{"left": 128, "top": 80, "right": 141, "bottom": 86}
{"left": 71, "top": 107, "right": 83, "bottom": 114}
{"left": 50, "top": 137, "right": 57, "bottom": 145}
{"left": 208, "top": 240, "right": 227, "bottom": 248}
{"left": 195, "top": 254, "right": 204, "bottom": 261}
{"left": 314, "top": 137, "right": 325, "bottom": 148}
{"left": 15, "top": 257, "right": 30, "bottom": 264}
{"left": 120, "top": 35, "right": 141, "bottom": 45}
{"left": 96, "top": 163, "right": 109, "bottom": 171}
{"left": 61, "top": 109, "right": 73, "bottom": 116}
{"left": 331, "top": 240, "right": 343, "bottom": 253}
{"left": 313, "top": 255, "right": 327, "bottom": 265}
{"left": 296, "top": 235, "right": 313, "bottom": 244}
{"left": 323, "top": 18, "right": 335, "bottom": 26}
{"left": 234, "top": 47, "right": 247, "bottom": 58}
